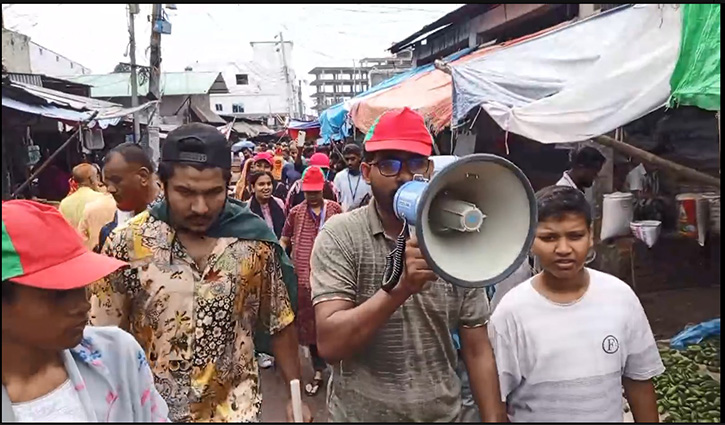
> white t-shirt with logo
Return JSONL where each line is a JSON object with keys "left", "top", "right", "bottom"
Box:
{"left": 488, "top": 268, "right": 664, "bottom": 422}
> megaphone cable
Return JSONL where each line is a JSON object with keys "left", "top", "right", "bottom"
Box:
{"left": 381, "top": 219, "right": 409, "bottom": 293}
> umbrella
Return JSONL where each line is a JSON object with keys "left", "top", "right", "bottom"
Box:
{"left": 232, "top": 140, "right": 255, "bottom": 153}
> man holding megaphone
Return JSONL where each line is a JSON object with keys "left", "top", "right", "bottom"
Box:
{"left": 310, "top": 108, "right": 506, "bottom": 422}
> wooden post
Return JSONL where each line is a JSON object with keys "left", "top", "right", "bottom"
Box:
{"left": 593, "top": 134, "right": 720, "bottom": 189}
{"left": 717, "top": 111, "right": 720, "bottom": 176}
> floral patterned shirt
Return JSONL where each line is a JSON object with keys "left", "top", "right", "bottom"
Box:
{"left": 88, "top": 211, "right": 295, "bottom": 423}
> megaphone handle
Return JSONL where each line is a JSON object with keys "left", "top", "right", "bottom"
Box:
{"left": 381, "top": 220, "right": 409, "bottom": 293}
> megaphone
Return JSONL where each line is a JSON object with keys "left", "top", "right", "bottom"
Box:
{"left": 385, "top": 154, "right": 536, "bottom": 289}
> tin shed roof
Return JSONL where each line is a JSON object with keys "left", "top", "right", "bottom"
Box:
{"left": 65, "top": 72, "right": 228, "bottom": 98}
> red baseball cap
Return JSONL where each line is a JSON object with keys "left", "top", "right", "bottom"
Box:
{"left": 2, "top": 200, "right": 127, "bottom": 290}
{"left": 309, "top": 152, "right": 330, "bottom": 168}
{"left": 301, "top": 166, "right": 325, "bottom": 192}
{"left": 253, "top": 152, "right": 274, "bottom": 167}
{"left": 363, "top": 107, "right": 433, "bottom": 157}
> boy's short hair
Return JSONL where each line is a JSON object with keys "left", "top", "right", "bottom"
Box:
{"left": 343, "top": 143, "right": 362, "bottom": 156}
{"left": 535, "top": 185, "right": 592, "bottom": 228}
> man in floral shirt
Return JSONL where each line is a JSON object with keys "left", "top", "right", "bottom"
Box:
{"left": 89, "top": 123, "right": 311, "bottom": 423}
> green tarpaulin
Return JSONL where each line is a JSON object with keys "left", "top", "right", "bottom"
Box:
{"left": 668, "top": 4, "right": 721, "bottom": 111}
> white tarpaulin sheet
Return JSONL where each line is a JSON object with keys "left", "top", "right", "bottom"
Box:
{"left": 451, "top": 4, "right": 683, "bottom": 144}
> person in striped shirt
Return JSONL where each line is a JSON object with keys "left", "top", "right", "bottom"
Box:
{"left": 280, "top": 167, "right": 343, "bottom": 397}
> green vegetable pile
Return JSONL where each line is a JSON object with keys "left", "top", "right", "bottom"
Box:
{"left": 679, "top": 337, "right": 721, "bottom": 373}
{"left": 655, "top": 337, "right": 720, "bottom": 423}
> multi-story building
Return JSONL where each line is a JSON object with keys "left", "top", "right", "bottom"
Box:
{"left": 188, "top": 41, "right": 301, "bottom": 120}
{"left": 361, "top": 49, "right": 413, "bottom": 88}
{"left": 2, "top": 28, "right": 91, "bottom": 77}
{"left": 308, "top": 66, "right": 371, "bottom": 114}
{"left": 308, "top": 50, "right": 415, "bottom": 115}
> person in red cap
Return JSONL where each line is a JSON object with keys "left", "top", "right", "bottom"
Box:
{"left": 280, "top": 167, "right": 342, "bottom": 397}
{"left": 309, "top": 107, "right": 505, "bottom": 422}
{"left": 284, "top": 152, "right": 339, "bottom": 213}
{"left": 1, "top": 200, "right": 168, "bottom": 422}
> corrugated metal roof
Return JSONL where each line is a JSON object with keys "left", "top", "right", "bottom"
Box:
{"left": 2, "top": 80, "right": 156, "bottom": 128}
{"left": 6, "top": 73, "right": 43, "bottom": 87}
{"left": 64, "top": 72, "right": 229, "bottom": 98}
{"left": 232, "top": 121, "right": 273, "bottom": 137}
{"left": 389, "top": 4, "right": 496, "bottom": 53}
{"left": 190, "top": 103, "right": 226, "bottom": 125}
{"left": 11, "top": 80, "right": 120, "bottom": 110}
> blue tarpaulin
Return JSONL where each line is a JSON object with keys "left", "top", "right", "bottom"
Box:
{"left": 288, "top": 119, "right": 320, "bottom": 130}
{"left": 319, "top": 47, "right": 475, "bottom": 143}
{"left": 670, "top": 319, "right": 720, "bottom": 350}
{"left": 319, "top": 103, "right": 350, "bottom": 143}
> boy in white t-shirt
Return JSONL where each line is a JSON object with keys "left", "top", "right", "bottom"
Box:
{"left": 489, "top": 185, "right": 664, "bottom": 423}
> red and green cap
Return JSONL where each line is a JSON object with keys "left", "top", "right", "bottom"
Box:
{"left": 301, "top": 166, "right": 325, "bottom": 192}
{"left": 2, "top": 200, "right": 127, "bottom": 289}
{"left": 363, "top": 107, "right": 433, "bottom": 157}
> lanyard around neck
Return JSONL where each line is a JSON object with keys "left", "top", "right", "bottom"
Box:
{"left": 347, "top": 171, "right": 362, "bottom": 201}
{"left": 308, "top": 202, "right": 327, "bottom": 230}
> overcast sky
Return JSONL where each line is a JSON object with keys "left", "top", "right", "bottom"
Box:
{"left": 3, "top": 3, "right": 461, "bottom": 105}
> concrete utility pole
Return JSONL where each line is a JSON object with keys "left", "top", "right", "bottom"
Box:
{"left": 147, "top": 3, "right": 163, "bottom": 163}
{"left": 127, "top": 4, "right": 141, "bottom": 144}
{"left": 277, "top": 32, "right": 295, "bottom": 119}
{"left": 297, "top": 80, "right": 304, "bottom": 119}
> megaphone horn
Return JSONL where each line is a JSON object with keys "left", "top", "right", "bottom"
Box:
{"left": 383, "top": 154, "right": 537, "bottom": 290}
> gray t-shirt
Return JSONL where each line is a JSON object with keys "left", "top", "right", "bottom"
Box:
{"left": 310, "top": 202, "right": 491, "bottom": 422}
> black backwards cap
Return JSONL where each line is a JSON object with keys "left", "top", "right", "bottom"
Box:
{"left": 161, "top": 123, "right": 231, "bottom": 169}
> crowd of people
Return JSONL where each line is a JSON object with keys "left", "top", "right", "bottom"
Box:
{"left": 2, "top": 108, "right": 665, "bottom": 423}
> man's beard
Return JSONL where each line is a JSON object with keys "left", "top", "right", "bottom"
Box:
{"left": 348, "top": 167, "right": 360, "bottom": 176}
{"left": 370, "top": 184, "right": 400, "bottom": 217}
{"left": 167, "top": 196, "right": 224, "bottom": 236}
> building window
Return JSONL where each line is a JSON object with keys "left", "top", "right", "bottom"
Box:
{"left": 235, "top": 74, "right": 249, "bottom": 85}
{"left": 56, "top": 55, "right": 60, "bottom": 62}
{"left": 39, "top": 48, "right": 43, "bottom": 55}
{"left": 215, "top": 104, "right": 223, "bottom": 112}
{"left": 232, "top": 103, "right": 245, "bottom": 113}
{"left": 70, "top": 63, "right": 74, "bottom": 69}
